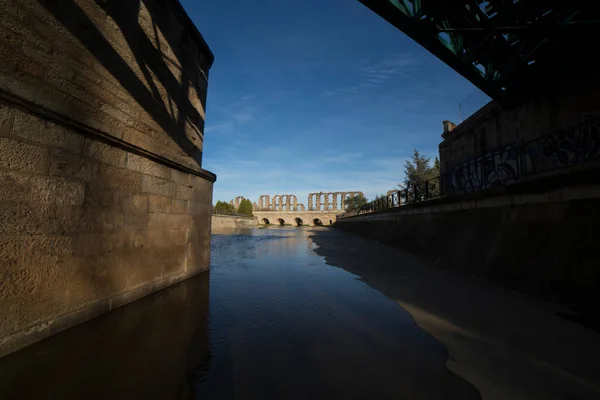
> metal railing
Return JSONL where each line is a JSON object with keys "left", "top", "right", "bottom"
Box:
{"left": 444, "top": 114, "right": 600, "bottom": 196}
{"left": 358, "top": 176, "right": 442, "bottom": 214}
{"left": 353, "top": 115, "right": 600, "bottom": 216}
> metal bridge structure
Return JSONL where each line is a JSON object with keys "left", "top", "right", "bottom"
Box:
{"left": 359, "top": 0, "right": 600, "bottom": 105}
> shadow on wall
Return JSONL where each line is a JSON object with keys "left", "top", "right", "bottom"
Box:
{"left": 41, "top": 0, "right": 211, "bottom": 166}
{"left": 0, "top": 272, "right": 210, "bottom": 398}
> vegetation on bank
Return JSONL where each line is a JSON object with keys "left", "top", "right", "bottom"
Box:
{"left": 345, "top": 194, "right": 368, "bottom": 212}
{"left": 238, "top": 198, "right": 254, "bottom": 217}
{"left": 213, "top": 200, "right": 235, "bottom": 214}
{"left": 401, "top": 149, "right": 440, "bottom": 190}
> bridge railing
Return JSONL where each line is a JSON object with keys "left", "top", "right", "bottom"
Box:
{"left": 357, "top": 176, "right": 442, "bottom": 215}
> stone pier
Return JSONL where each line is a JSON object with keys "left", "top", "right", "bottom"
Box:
{"left": 0, "top": 0, "right": 215, "bottom": 357}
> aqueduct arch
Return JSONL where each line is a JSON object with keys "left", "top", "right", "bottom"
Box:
{"left": 308, "top": 191, "right": 365, "bottom": 211}
{"left": 234, "top": 196, "right": 245, "bottom": 209}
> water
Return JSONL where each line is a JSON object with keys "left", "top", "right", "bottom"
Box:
{"left": 200, "top": 227, "right": 478, "bottom": 399}
{"left": 0, "top": 226, "right": 479, "bottom": 399}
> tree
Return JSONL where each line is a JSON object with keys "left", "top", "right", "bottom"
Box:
{"left": 238, "top": 198, "right": 254, "bottom": 217}
{"left": 213, "top": 200, "right": 234, "bottom": 214}
{"left": 345, "top": 194, "right": 367, "bottom": 212}
{"left": 401, "top": 150, "right": 441, "bottom": 201}
{"left": 402, "top": 149, "right": 436, "bottom": 189}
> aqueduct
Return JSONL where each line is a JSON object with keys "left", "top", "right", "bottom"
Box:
{"left": 229, "top": 191, "right": 364, "bottom": 226}
{"left": 307, "top": 191, "right": 364, "bottom": 211}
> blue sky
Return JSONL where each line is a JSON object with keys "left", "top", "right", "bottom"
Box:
{"left": 181, "top": 0, "right": 489, "bottom": 205}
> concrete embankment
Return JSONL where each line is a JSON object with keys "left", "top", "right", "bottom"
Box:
{"left": 335, "top": 184, "right": 600, "bottom": 316}
{"left": 211, "top": 215, "right": 258, "bottom": 229}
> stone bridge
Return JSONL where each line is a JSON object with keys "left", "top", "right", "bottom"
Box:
{"left": 253, "top": 211, "right": 338, "bottom": 227}
{"left": 229, "top": 191, "right": 365, "bottom": 226}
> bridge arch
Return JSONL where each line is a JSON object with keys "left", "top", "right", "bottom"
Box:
{"left": 277, "top": 218, "right": 285, "bottom": 226}
{"left": 295, "top": 217, "right": 303, "bottom": 226}
{"left": 262, "top": 218, "right": 270, "bottom": 225}
{"left": 313, "top": 218, "right": 323, "bottom": 226}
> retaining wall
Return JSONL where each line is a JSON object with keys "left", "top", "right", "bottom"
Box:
{"left": 211, "top": 215, "right": 258, "bottom": 229}
{"left": 335, "top": 185, "right": 600, "bottom": 316}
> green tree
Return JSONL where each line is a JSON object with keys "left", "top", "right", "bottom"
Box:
{"left": 401, "top": 150, "right": 441, "bottom": 200}
{"left": 213, "top": 200, "right": 234, "bottom": 214}
{"left": 402, "top": 149, "right": 436, "bottom": 189}
{"left": 238, "top": 198, "right": 254, "bottom": 217}
{"left": 345, "top": 194, "right": 367, "bottom": 212}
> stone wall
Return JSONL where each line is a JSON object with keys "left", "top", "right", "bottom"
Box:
{"left": 0, "top": 0, "right": 214, "bottom": 357}
{"left": 211, "top": 215, "right": 258, "bottom": 229}
{"left": 440, "top": 80, "right": 600, "bottom": 196}
{"left": 335, "top": 185, "right": 600, "bottom": 316}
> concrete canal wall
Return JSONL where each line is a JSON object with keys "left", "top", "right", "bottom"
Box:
{"left": 335, "top": 184, "right": 600, "bottom": 315}
{"left": 211, "top": 215, "right": 258, "bottom": 229}
{"left": 0, "top": 0, "right": 214, "bottom": 357}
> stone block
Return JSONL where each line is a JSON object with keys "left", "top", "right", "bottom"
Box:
{"left": 0, "top": 0, "right": 28, "bottom": 22}
{"left": 84, "top": 140, "right": 127, "bottom": 167}
{"left": 31, "top": 176, "right": 84, "bottom": 206}
{"left": 170, "top": 199, "right": 189, "bottom": 214}
{"left": 170, "top": 169, "right": 190, "bottom": 185}
{"left": 191, "top": 175, "right": 212, "bottom": 203}
{"left": 12, "top": 110, "right": 84, "bottom": 153}
{"left": 125, "top": 210, "right": 150, "bottom": 230}
{"left": 141, "top": 174, "right": 175, "bottom": 197}
{"left": 0, "top": 171, "right": 31, "bottom": 202}
{"left": 0, "top": 137, "right": 49, "bottom": 174}
{"left": 96, "top": 164, "right": 142, "bottom": 191}
{"left": 0, "top": 301, "right": 18, "bottom": 338}
{"left": 0, "top": 103, "right": 13, "bottom": 137}
{"left": 84, "top": 186, "right": 146, "bottom": 213}
{"left": 176, "top": 184, "right": 192, "bottom": 201}
{"left": 122, "top": 193, "right": 148, "bottom": 213}
{"left": 0, "top": 204, "right": 57, "bottom": 235}
{"left": 148, "top": 213, "right": 192, "bottom": 230}
{"left": 147, "top": 194, "right": 170, "bottom": 213}
{"left": 23, "top": 235, "right": 74, "bottom": 265}
{"left": 70, "top": 232, "right": 134, "bottom": 258}
{"left": 126, "top": 153, "right": 169, "bottom": 179}
{"left": 0, "top": 236, "right": 23, "bottom": 269}
{"left": 56, "top": 207, "right": 124, "bottom": 234}
{"left": 49, "top": 149, "right": 98, "bottom": 179}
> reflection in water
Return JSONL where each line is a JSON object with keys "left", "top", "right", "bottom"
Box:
{"left": 200, "top": 227, "right": 479, "bottom": 399}
{"left": 0, "top": 227, "right": 479, "bottom": 399}
{"left": 0, "top": 273, "right": 210, "bottom": 400}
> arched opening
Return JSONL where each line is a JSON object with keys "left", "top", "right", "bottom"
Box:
{"left": 313, "top": 218, "right": 323, "bottom": 226}
{"left": 329, "top": 220, "right": 333, "bottom": 226}
{"left": 278, "top": 218, "right": 285, "bottom": 226}
{"left": 262, "top": 218, "right": 270, "bottom": 225}
{"left": 295, "top": 217, "right": 303, "bottom": 226}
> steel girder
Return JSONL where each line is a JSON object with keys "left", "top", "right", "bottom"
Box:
{"left": 359, "top": 0, "right": 600, "bottom": 106}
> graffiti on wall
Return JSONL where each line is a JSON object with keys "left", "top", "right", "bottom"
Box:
{"left": 445, "top": 115, "right": 600, "bottom": 195}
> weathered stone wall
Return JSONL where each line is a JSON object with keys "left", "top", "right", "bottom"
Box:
{"left": 211, "top": 215, "right": 258, "bottom": 229}
{"left": 0, "top": 0, "right": 214, "bottom": 357}
{"left": 440, "top": 80, "right": 600, "bottom": 195}
{"left": 335, "top": 185, "right": 600, "bottom": 316}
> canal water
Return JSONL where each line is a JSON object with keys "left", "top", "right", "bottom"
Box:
{"left": 0, "top": 227, "right": 479, "bottom": 399}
